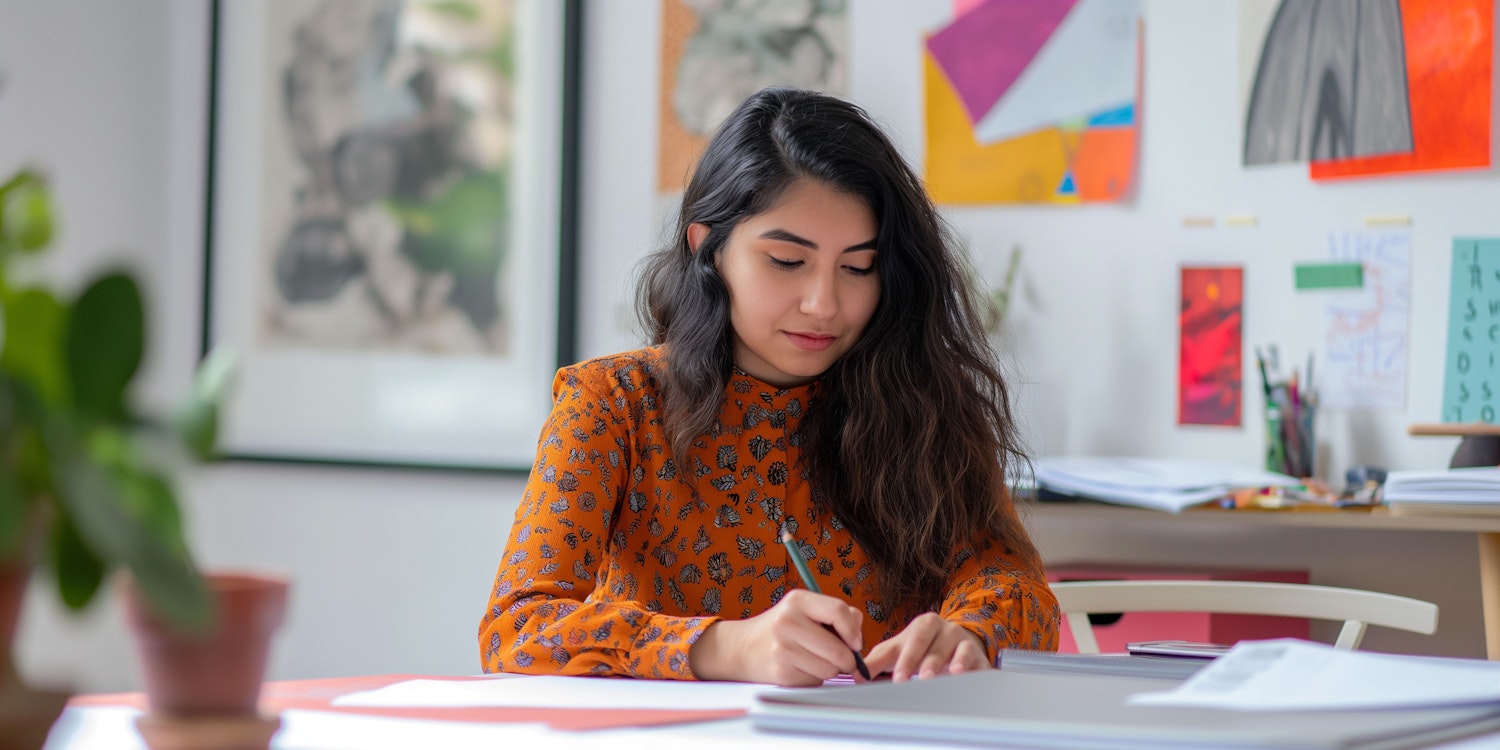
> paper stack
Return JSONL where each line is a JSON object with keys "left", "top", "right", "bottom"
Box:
{"left": 1384, "top": 467, "right": 1500, "bottom": 517}
{"left": 1034, "top": 457, "right": 1301, "bottom": 513}
{"left": 753, "top": 639, "right": 1500, "bottom": 750}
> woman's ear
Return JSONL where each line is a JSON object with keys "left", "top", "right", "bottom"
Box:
{"left": 686, "top": 223, "right": 710, "bottom": 254}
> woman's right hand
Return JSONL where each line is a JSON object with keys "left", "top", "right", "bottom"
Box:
{"left": 688, "top": 588, "right": 865, "bottom": 686}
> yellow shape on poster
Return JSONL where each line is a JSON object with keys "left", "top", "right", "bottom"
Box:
{"left": 923, "top": 50, "right": 1076, "bottom": 205}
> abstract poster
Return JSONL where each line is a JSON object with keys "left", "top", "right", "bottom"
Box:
{"left": 1319, "top": 230, "right": 1410, "bottom": 410}
{"left": 1242, "top": 0, "right": 1491, "bottom": 177}
{"left": 1442, "top": 239, "right": 1500, "bottom": 425}
{"left": 1179, "top": 267, "right": 1244, "bottom": 427}
{"left": 1243, "top": 0, "right": 1412, "bottom": 165}
{"left": 657, "top": 0, "right": 848, "bottom": 194}
{"left": 925, "top": 0, "right": 1141, "bottom": 204}
{"left": 1310, "top": 0, "right": 1492, "bottom": 179}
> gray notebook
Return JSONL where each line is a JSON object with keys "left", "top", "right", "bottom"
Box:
{"left": 999, "top": 648, "right": 1206, "bottom": 681}
{"left": 751, "top": 669, "right": 1500, "bottom": 749}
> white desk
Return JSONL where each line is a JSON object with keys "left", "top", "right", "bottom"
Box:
{"left": 43, "top": 706, "right": 959, "bottom": 750}
{"left": 38, "top": 672, "right": 1500, "bottom": 750}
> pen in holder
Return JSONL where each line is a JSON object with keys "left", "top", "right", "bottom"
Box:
{"left": 1265, "top": 403, "right": 1288, "bottom": 476}
{"left": 1258, "top": 347, "right": 1317, "bottom": 478}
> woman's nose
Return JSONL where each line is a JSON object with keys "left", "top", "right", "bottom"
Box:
{"left": 799, "top": 271, "right": 838, "bottom": 319}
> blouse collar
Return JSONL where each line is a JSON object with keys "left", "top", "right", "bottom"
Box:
{"left": 727, "top": 367, "right": 819, "bottom": 411}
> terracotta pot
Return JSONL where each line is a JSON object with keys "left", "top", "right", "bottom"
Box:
{"left": 0, "top": 561, "right": 26, "bottom": 679}
{"left": 122, "top": 572, "right": 288, "bottom": 717}
{"left": 0, "top": 560, "right": 72, "bottom": 750}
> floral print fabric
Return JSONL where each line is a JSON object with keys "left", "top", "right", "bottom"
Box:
{"left": 479, "top": 347, "right": 1058, "bottom": 679}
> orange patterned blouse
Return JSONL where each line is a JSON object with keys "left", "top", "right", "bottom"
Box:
{"left": 479, "top": 347, "right": 1058, "bottom": 679}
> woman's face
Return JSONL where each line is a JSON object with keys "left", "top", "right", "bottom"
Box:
{"left": 690, "top": 179, "right": 881, "bottom": 388}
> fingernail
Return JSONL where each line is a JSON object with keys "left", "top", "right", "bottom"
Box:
{"left": 893, "top": 671, "right": 908, "bottom": 683}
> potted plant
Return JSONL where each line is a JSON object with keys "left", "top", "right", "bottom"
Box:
{"left": 0, "top": 165, "right": 281, "bottom": 748}
{"left": 982, "top": 244, "right": 1023, "bottom": 335}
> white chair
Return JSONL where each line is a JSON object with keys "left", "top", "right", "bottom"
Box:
{"left": 1050, "top": 580, "right": 1438, "bottom": 653}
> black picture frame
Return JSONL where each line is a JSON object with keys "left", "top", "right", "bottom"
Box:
{"left": 201, "top": 0, "right": 580, "bottom": 472}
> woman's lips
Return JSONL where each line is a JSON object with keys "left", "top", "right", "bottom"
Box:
{"left": 785, "top": 331, "right": 836, "bottom": 351}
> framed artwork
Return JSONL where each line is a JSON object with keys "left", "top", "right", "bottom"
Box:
{"left": 203, "top": 0, "right": 580, "bottom": 470}
{"left": 657, "top": 0, "right": 848, "bottom": 194}
{"left": 1178, "top": 266, "right": 1244, "bottom": 427}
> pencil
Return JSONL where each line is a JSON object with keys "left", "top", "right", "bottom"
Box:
{"left": 780, "top": 531, "right": 872, "bottom": 681}
{"left": 1255, "top": 347, "right": 1273, "bottom": 398}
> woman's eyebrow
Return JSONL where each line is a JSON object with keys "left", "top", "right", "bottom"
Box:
{"left": 757, "top": 228, "right": 878, "bottom": 253}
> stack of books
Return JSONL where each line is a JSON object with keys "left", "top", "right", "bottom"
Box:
{"left": 1383, "top": 467, "right": 1500, "bottom": 517}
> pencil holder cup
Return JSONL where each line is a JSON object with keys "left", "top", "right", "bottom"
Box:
{"left": 1264, "top": 400, "right": 1316, "bottom": 478}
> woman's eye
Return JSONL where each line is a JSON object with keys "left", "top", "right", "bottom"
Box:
{"left": 769, "top": 256, "right": 802, "bottom": 269}
{"left": 844, "top": 265, "right": 875, "bottom": 276}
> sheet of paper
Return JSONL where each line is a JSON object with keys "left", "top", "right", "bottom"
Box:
{"left": 277, "top": 710, "right": 553, "bottom": 750}
{"left": 1444, "top": 238, "right": 1500, "bottom": 425}
{"left": 925, "top": 0, "right": 1075, "bottom": 125}
{"left": 1034, "top": 457, "right": 1298, "bottom": 512}
{"left": 1130, "top": 639, "right": 1500, "bottom": 710}
{"left": 333, "top": 675, "right": 789, "bottom": 710}
{"left": 1319, "top": 229, "right": 1410, "bottom": 410}
{"left": 1036, "top": 457, "right": 1299, "bottom": 491}
{"left": 972, "top": 0, "right": 1141, "bottom": 144}
{"left": 282, "top": 709, "right": 944, "bottom": 750}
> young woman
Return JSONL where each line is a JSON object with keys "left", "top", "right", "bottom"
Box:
{"left": 479, "top": 87, "right": 1058, "bottom": 687}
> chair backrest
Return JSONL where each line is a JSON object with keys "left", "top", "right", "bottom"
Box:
{"left": 1050, "top": 580, "right": 1438, "bottom": 653}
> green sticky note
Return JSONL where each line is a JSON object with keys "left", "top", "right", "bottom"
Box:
{"left": 1294, "top": 263, "right": 1364, "bottom": 290}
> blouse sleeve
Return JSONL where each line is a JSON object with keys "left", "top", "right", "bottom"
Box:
{"left": 477, "top": 365, "right": 720, "bottom": 678}
{"left": 937, "top": 520, "right": 1061, "bottom": 664}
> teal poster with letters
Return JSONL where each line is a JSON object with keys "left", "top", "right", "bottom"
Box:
{"left": 1444, "top": 238, "right": 1500, "bottom": 424}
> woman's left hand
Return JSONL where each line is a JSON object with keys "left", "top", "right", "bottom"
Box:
{"left": 863, "top": 612, "right": 990, "bottom": 682}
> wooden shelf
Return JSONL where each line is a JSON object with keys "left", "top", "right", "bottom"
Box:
{"left": 1026, "top": 500, "right": 1500, "bottom": 534}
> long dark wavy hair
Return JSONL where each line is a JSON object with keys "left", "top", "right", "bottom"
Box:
{"left": 636, "top": 87, "right": 1041, "bottom": 615}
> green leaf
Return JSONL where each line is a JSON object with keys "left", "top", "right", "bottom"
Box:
{"left": 190, "top": 347, "right": 238, "bottom": 403}
{"left": 1, "top": 177, "right": 54, "bottom": 253}
{"left": 61, "top": 471, "right": 207, "bottom": 626}
{"left": 48, "top": 511, "right": 104, "bottom": 610}
{"left": 43, "top": 417, "right": 207, "bottom": 626}
{"left": 64, "top": 272, "right": 144, "bottom": 422}
{"left": 119, "top": 470, "right": 186, "bottom": 556}
{"left": 0, "top": 472, "right": 25, "bottom": 559}
{"left": 173, "top": 347, "right": 236, "bottom": 460}
{"left": 427, "top": 1, "right": 481, "bottom": 21}
{"left": 172, "top": 397, "right": 219, "bottom": 461}
{"left": 55, "top": 456, "right": 207, "bottom": 627}
{"left": 1, "top": 288, "right": 69, "bottom": 406}
{"left": 0, "top": 170, "right": 53, "bottom": 254}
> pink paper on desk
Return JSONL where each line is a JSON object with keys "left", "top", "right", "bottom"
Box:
{"left": 926, "top": 0, "right": 1076, "bottom": 125}
{"left": 68, "top": 674, "right": 745, "bottom": 731}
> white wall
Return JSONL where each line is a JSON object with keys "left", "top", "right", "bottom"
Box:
{"left": 2, "top": 0, "right": 1494, "bottom": 694}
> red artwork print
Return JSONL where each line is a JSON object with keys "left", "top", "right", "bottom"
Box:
{"left": 1179, "top": 267, "right": 1243, "bottom": 426}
